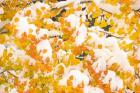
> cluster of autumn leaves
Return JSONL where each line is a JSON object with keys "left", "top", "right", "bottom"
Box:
{"left": 0, "top": 0, "right": 140, "bottom": 93}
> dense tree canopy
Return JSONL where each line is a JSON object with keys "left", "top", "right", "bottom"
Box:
{"left": 0, "top": 0, "right": 140, "bottom": 93}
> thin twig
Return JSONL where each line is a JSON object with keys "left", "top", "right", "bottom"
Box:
{"left": 52, "top": 8, "right": 66, "bottom": 21}
{"left": 0, "top": 70, "right": 7, "bottom": 74}
{"left": 48, "top": 35, "right": 62, "bottom": 39}
{"left": 98, "top": 29, "right": 123, "bottom": 39}
{"left": 80, "top": 0, "right": 92, "bottom": 4}
{"left": 0, "top": 29, "right": 8, "bottom": 34}
{"left": 100, "top": 8, "right": 112, "bottom": 14}
{"left": 0, "top": 70, "right": 18, "bottom": 78}
{"left": 7, "top": 71, "right": 18, "bottom": 78}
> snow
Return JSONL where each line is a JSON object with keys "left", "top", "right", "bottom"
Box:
{"left": 93, "top": 0, "right": 121, "bottom": 14}
{"left": 11, "top": 2, "right": 51, "bottom": 38}
{"left": 36, "top": 39, "right": 52, "bottom": 61}
{"left": 34, "top": 2, "right": 50, "bottom": 10}
{"left": 0, "top": 85, "right": 6, "bottom": 93}
{"left": 54, "top": 0, "right": 76, "bottom": 8}
{"left": 135, "top": 46, "right": 140, "bottom": 60}
{"left": 6, "top": 1, "right": 140, "bottom": 92}
{"left": 0, "top": 7, "right": 4, "bottom": 14}
{"left": 107, "top": 49, "right": 134, "bottom": 73}
{"left": 45, "top": 19, "right": 61, "bottom": 27}
{"left": 94, "top": 48, "right": 111, "bottom": 60}
{"left": 87, "top": 31, "right": 104, "bottom": 46}
{"left": 0, "top": 0, "right": 4, "bottom": 3}
{"left": 93, "top": 0, "right": 103, "bottom": 5}
{"left": 84, "top": 86, "right": 104, "bottom": 93}
{"left": 9, "top": 88, "right": 18, "bottom": 93}
{"left": 14, "top": 17, "right": 37, "bottom": 38}
{"left": 75, "top": 24, "right": 87, "bottom": 46}
{"left": 131, "top": 0, "right": 140, "bottom": 10}
{"left": 100, "top": 3, "right": 121, "bottom": 14}
{"left": 0, "top": 43, "right": 36, "bottom": 64}
{"left": 92, "top": 48, "right": 110, "bottom": 72}
{"left": 65, "top": 14, "right": 80, "bottom": 28}
{"left": 13, "top": 17, "right": 62, "bottom": 39}
{"left": 37, "top": 28, "right": 48, "bottom": 38}
{"left": 102, "top": 70, "right": 123, "bottom": 91}
{"left": 8, "top": 45, "right": 28, "bottom": 61}
{"left": 88, "top": 30, "right": 134, "bottom": 73}
{"left": 93, "top": 47, "right": 134, "bottom": 73}
{"left": 22, "top": 2, "right": 50, "bottom": 19}
{"left": 104, "top": 37, "right": 119, "bottom": 51}
{"left": 44, "top": 29, "right": 63, "bottom": 37}
{"left": 0, "top": 44, "right": 5, "bottom": 57}
{"left": 59, "top": 69, "right": 89, "bottom": 87}
{"left": 92, "top": 57, "right": 107, "bottom": 73}
{"left": 57, "top": 49, "right": 66, "bottom": 58}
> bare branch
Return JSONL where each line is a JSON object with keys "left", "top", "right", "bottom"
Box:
{"left": 98, "top": 29, "right": 123, "bottom": 39}
{"left": 0, "top": 70, "right": 18, "bottom": 78}
{"left": 52, "top": 0, "right": 93, "bottom": 9}
{"left": 0, "top": 70, "right": 7, "bottom": 74}
{"left": 80, "top": 0, "right": 92, "bottom": 4}
{"left": 7, "top": 71, "right": 18, "bottom": 78}
{"left": 0, "top": 29, "right": 8, "bottom": 34}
